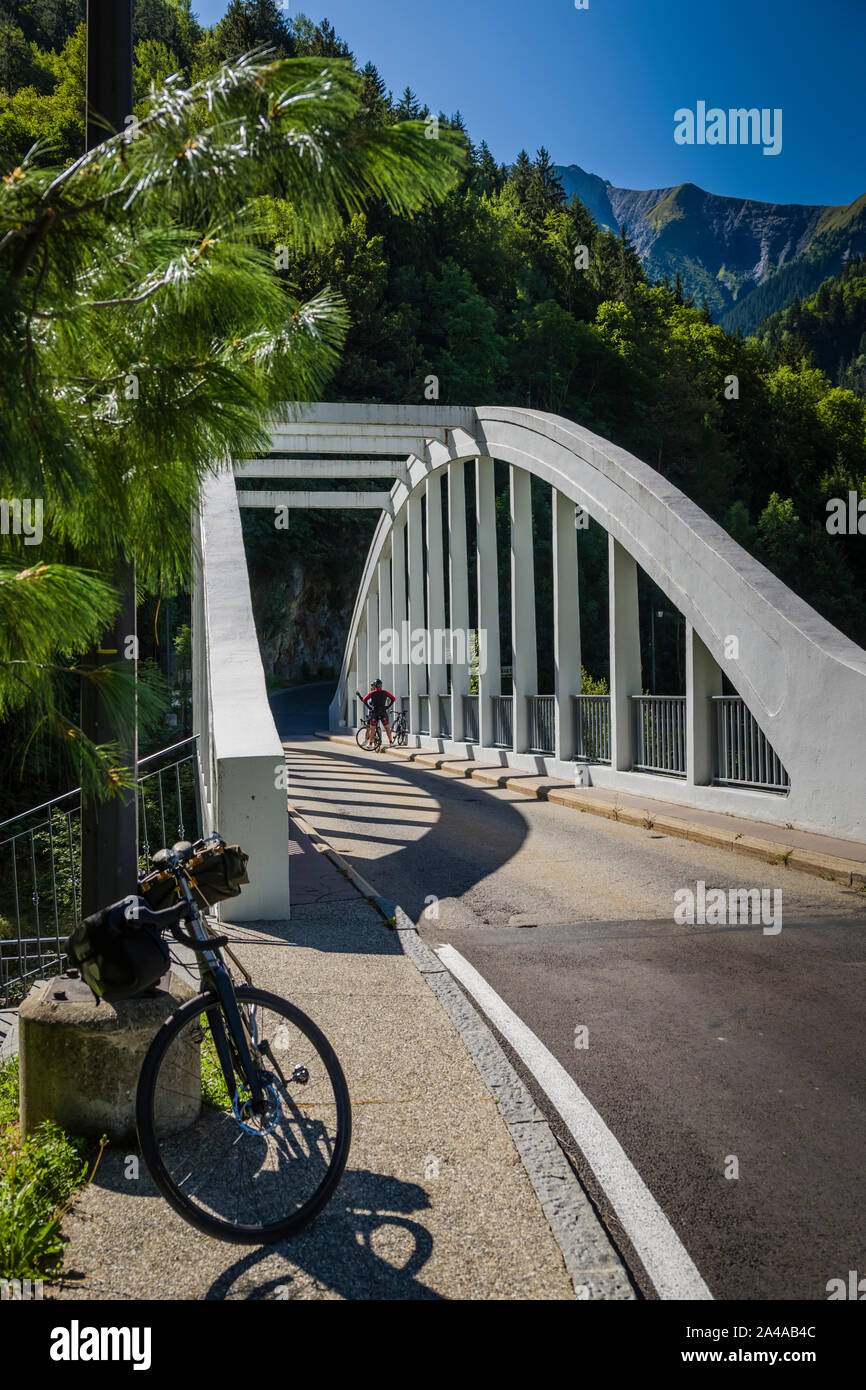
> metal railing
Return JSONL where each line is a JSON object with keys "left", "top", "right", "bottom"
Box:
{"left": 463, "top": 695, "right": 479, "bottom": 744}
{"left": 527, "top": 696, "right": 555, "bottom": 754}
{"left": 492, "top": 695, "right": 513, "bottom": 748}
{"left": 573, "top": 695, "right": 611, "bottom": 763}
{"left": 0, "top": 737, "right": 201, "bottom": 1006}
{"left": 418, "top": 694, "right": 430, "bottom": 735}
{"left": 438, "top": 695, "right": 452, "bottom": 739}
{"left": 633, "top": 696, "right": 686, "bottom": 777}
{"left": 713, "top": 697, "right": 789, "bottom": 792}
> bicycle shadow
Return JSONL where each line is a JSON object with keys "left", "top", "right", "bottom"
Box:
{"left": 203, "top": 1167, "right": 443, "bottom": 1301}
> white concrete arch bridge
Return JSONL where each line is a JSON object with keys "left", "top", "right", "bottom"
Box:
{"left": 192, "top": 403, "right": 866, "bottom": 918}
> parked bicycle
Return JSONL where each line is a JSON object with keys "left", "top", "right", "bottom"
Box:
{"left": 391, "top": 708, "right": 409, "bottom": 747}
{"left": 356, "top": 711, "right": 383, "bottom": 751}
{"left": 66, "top": 834, "right": 351, "bottom": 1245}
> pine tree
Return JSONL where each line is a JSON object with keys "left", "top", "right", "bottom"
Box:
{"left": 0, "top": 51, "right": 465, "bottom": 794}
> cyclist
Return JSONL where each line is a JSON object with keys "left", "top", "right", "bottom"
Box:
{"left": 356, "top": 677, "right": 396, "bottom": 746}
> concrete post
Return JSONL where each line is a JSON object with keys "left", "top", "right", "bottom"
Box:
{"left": 366, "top": 585, "right": 380, "bottom": 688}
{"left": 391, "top": 518, "right": 408, "bottom": 709}
{"left": 510, "top": 465, "right": 537, "bottom": 753}
{"left": 426, "top": 473, "right": 447, "bottom": 735}
{"left": 448, "top": 461, "right": 470, "bottom": 742}
{"left": 553, "top": 488, "right": 581, "bottom": 761}
{"left": 378, "top": 549, "right": 393, "bottom": 701}
{"left": 356, "top": 628, "right": 368, "bottom": 711}
{"left": 475, "top": 456, "right": 501, "bottom": 749}
{"left": 407, "top": 489, "right": 425, "bottom": 735}
{"left": 609, "top": 536, "right": 642, "bottom": 771}
{"left": 686, "top": 622, "right": 722, "bottom": 785}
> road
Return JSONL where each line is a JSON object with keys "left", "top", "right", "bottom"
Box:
{"left": 275, "top": 684, "right": 866, "bottom": 1301}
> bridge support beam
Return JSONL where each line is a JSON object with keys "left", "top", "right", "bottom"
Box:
{"left": 448, "top": 462, "right": 470, "bottom": 742}
{"left": 511, "top": 466, "right": 537, "bottom": 753}
{"left": 407, "top": 490, "right": 425, "bottom": 734}
{"left": 366, "top": 584, "right": 380, "bottom": 692}
{"left": 476, "top": 456, "right": 501, "bottom": 749}
{"left": 355, "top": 627, "right": 368, "bottom": 717}
{"left": 426, "top": 474, "right": 447, "bottom": 735}
{"left": 378, "top": 550, "right": 393, "bottom": 700}
{"left": 391, "top": 518, "right": 408, "bottom": 712}
{"left": 686, "top": 623, "right": 722, "bottom": 786}
{"left": 553, "top": 488, "right": 581, "bottom": 761}
{"left": 609, "top": 536, "right": 641, "bottom": 771}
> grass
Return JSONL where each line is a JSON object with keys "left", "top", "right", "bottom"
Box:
{"left": 0, "top": 1055, "right": 91, "bottom": 1281}
{"left": 199, "top": 1016, "right": 232, "bottom": 1109}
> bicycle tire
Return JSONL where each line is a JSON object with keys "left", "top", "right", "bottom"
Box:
{"left": 355, "top": 723, "right": 379, "bottom": 751}
{"left": 136, "top": 984, "right": 352, "bottom": 1244}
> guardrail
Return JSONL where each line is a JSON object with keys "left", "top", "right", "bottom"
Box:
{"left": 633, "top": 695, "right": 687, "bottom": 777}
{"left": 438, "top": 695, "right": 452, "bottom": 739}
{"left": 463, "top": 695, "right": 479, "bottom": 744}
{"left": 527, "top": 696, "right": 555, "bottom": 754}
{"left": 713, "top": 696, "right": 789, "bottom": 792}
{"left": 573, "top": 695, "right": 611, "bottom": 763}
{"left": 0, "top": 738, "right": 200, "bottom": 1007}
{"left": 492, "top": 695, "right": 513, "bottom": 748}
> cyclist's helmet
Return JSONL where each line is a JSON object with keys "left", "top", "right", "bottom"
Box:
{"left": 372, "top": 678, "right": 383, "bottom": 688}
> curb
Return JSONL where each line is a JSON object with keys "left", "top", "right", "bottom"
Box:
{"left": 313, "top": 733, "right": 866, "bottom": 890}
{"left": 287, "top": 797, "right": 636, "bottom": 1301}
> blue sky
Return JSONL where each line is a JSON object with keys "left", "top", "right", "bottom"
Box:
{"left": 193, "top": 0, "right": 865, "bottom": 206}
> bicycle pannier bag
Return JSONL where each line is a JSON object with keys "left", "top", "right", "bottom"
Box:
{"left": 66, "top": 897, "right": 170, "bottom": 1004}
{"left": 139, "top": 839, "right": 249, "bottom": 911}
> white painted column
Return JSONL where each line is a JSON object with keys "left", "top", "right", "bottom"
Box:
{"left": 378, "top": 549, "right": 393, "bottom": 702}
{"left": 426, "top": 473, "right": 447, "bottom": 736}
{"left": 686, "top": 623, "right": 722, "bottom": 786}
{"left": 553, "top": 488, "right": 581, "bottom": 761}
{"left": 355, "top": 628, "right": 368, "bottom": 718}
{"left": 475, "top": 456, "right": 501, "bottom": 749}
{"left": 366, "top": 584, "right": 380, "bottom": 688}
{"left": 609, "top": 536, "right": 642, "bottom": 771}
{"left": 448, "top": 461, "right": 470, "bottom": 742}
{"left": 406, "top": 488, "right": 425, "bottom": 735}
{"left": 391, "top": 517, "right": 408, "bottom": 710}
{"left": 510, "top": 465, "right": 537, "bottom": 753}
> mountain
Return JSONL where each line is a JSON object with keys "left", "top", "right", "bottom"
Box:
{"left": 556, "top": 165, "right": 866, "bottom": 334}
{"left": 748, "top": 254, "right": 866, "bottom": 394}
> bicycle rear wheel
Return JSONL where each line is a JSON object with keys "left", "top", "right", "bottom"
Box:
{"left": 136, "top": 985, "right": 351, "bottom": 1244}
{"left": 355, "top": 723, "right": 377, "bottom": 750}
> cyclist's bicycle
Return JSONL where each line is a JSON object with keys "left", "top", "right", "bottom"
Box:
{"left": 69, "top": 834, "right": 351, "bottom": 1245}
{"left": 356, "top": 712, "right": 383, "bottom": 751}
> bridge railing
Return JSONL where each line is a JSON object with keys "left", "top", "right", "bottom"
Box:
{"left": 574, "top": 695, "right": 612, "bottom": 764}
{"left": 463, "top": 695, "right": 479, "bottom": 744}
{"left": 492, "top": 696, "right": 513, "bottom": 748}
{"left": 527, "top": 696, "right": 555, "bottom": 755}
{"left": 438, "top": 695, "right": 452, "bottom": 739}
{"left": 0, "top": 738, "right": 201, "bottom": 1006}
{"left": 632, "top": 696, "right": 687, "bottom": 777}
{"left": 193, "top": 469, "right": 289, "bottom": 920}
{"left": 712, "top": 696, "right": 789, "bottom": 793}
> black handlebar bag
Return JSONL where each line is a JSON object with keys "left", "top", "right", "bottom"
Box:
{"left": 66, "top": 897, "right": 170, "bottom": 1004}
{"left": 139, "top": 841, "right": 249, "bottom": 912}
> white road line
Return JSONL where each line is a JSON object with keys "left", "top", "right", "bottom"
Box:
{"left": 435, "top": 943, "right": 713, "bottom": 1301}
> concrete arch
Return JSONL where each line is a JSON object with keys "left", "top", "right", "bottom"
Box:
{"left": 330, "top": 406, "right": 866, "bottom": 840}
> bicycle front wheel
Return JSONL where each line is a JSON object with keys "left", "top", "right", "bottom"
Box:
{"left": 136, "top": 985, "right": 351, "bottom": 1244}
{"left": 355, "top": 723, "right": 375, "bottom": 750}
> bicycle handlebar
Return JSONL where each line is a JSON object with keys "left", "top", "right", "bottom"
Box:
{"left": 126, "top": 898, "right": 229, "bottom": 953}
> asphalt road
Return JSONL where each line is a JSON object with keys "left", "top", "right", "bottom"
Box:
{"left": 276, "top": 684, "right": 866, "bottom": 1302}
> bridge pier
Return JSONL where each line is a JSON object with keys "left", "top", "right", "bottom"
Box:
{"left": 448, "top": 461, "right": 470, "bottom": 742}
{"left": 686, "top": 624, "right": 722, "bottom": 786}
{"left": 391, "top": 519, "right": 408, "bottom": 715}
{"left": 407, "top": 489, "right": 426, "bottom": 735}
{"left": 426, "top": 475, "right": 447, "bottom": 734}
{"left": 609, "top": 537, "right": 642, "bottom": 772}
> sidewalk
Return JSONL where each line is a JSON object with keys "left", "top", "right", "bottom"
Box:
{"left": 49, "top": 816, "right": 621, "bottom": 1300}
{"left": 317, "top": 733, "right": 866, "bottom": 889}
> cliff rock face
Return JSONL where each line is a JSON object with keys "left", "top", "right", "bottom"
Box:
{"left": 249, "top": 562, "right": 356, "bottom": 684}
{"left": 557, "top": 164, "right": 866, "bottom": 331}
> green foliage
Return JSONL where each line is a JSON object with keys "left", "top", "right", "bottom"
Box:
{"left": 0, "top": 1054, "right": 89, "bottom": 1279}
{"left": 749, "top": 255, "right": 866, "bottom": 395}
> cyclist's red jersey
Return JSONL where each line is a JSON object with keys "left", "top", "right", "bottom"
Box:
{"left": 362, "top": 687, "right": 395, "bottom": 721}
